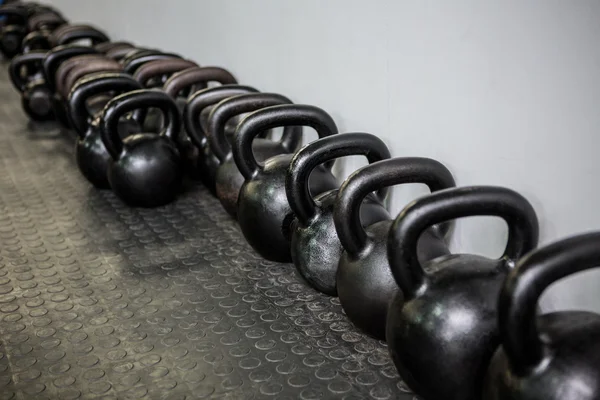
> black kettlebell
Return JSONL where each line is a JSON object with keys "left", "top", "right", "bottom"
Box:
{"left": 286, "top": 133, "right": 392, "bottom": 296}
{"left": 235, "top": 104, "right": 340, "bottom": 262}
{"left": 0, "top": 5, "right": 27, "bottom": 59}
{"left": 386, "top": 186, "right": 539, "bottom": 400}
{"left": 105, "top": 43, "right": 138, "bottom": 61}
{"left": 210, "top": 94, "right": 302, "bottom": 218}
{"left": 163, "top": 66, "right": 238, "bottom": 178}
{"left": 483, "top": 232, "right": 600, "bottom": 400}
{"left": 68, "top": 72, "right": 143, "bottom": 189}
{"left": 100, "top": 89, "right": 183, "bottom": 207}
{"left": 184, "top": 84, "right": 259, "bottom": 194}
{"left": 335, "top": 157, "right": 455, "bottom": 339}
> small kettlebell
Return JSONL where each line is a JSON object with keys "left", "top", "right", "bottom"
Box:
{"left": 100, "top": 89, "right": 183, "bottom": 207}
{"left": 386, "top": 186, "right": 539, "bottom": 400}
{"left": 163, "top": 66, "right": 238, "bottom": 178}
{"left": 0, "top": 5, "right": 27, "bottom": 59}
{"left": 68, "top": 72, "right": 143, "bottom": 189}
{"left": 210, "top": 93, "right": 302, "bottom": 218}
{"left": 335, "top": 157, "right": 455, "bottom": 339}
{"left": 235, "top": 104, "right": 340, "bottom": 262}
{"left": 286, "top": 133, "right": 392, "bottom": 296}
{"left": 184, "top": 84, "right": 259, "bottom": 194}
{"left": 483, "top": 232, "right": 600, "bottom": 400}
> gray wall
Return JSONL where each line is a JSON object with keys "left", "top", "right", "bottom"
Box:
{"left": 49, "top": 0, "right": 600, "bottom": 311}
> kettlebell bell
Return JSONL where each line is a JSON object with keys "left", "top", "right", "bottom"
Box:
{"left": 0, "top": 4, "right": 27, "bottom": 59}
{"left": 163, "top": 66, "right": 238, "bottom": 178}
{"left": 184, "top": 84, "right": 259, "bottom": 193}
{"left": 235, "top": 104, "right": 340, "bottom": 262}
{"left": 286, "top": 133, "right": 392, "bottom": 296}
{"left": 100, "top": 89, "right": 183, "bottom": 207}
{"left": 210, "top": 94, "right": 302, "bottom": 218}
{"left": 386, "top": 186, "right": 539, "bottom": 400}
{"left": 483, "top": 232, "right": 600, "bottom": 400}
{"left": 335, "top": 157, "right": 455, "bottom": 339}
{"left": 69, "top": 72, "right": 143, "bottom": 189}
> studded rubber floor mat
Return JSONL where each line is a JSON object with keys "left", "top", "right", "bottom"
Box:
{"left": 0, "top": 66, "right": 412, "bottom": 400}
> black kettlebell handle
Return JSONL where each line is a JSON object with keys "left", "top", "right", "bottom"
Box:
{"left": 95, "top": 41, "right": 134, "bottom": 53}
{"left": 68, "top": 72, "right": 143, "bottom": 138}
{"left": 22, "top": 31, "right": 51, "bottom": 52}
{"left": 163, "top": 66, "right": 237, "bottom": 98}
{"left": 208, "top": 93, "right": 300, "bottom": 163}
{"left": 9, "top": 51, "right": 45, "bottom": 92}
{"left": 388, "top": 185, "right": 539, "bottom": 299}
{"left": 101, "top": 89, "right": 181, "bottom": 159}
{"left": 335, "top": 157, "right": 456, "bottom": 257}
{"left": 57, "top": 27, "right": 109, "bottom": 46}
{"left": 0, "top": 5, "right": 28, "bottom": 25}
{"left": 123, "top": 52, "right": 182, "bottom": 75}
{"left": 183, "top": 85, "right": 259, "bottom": 150}
{"left": 43, "top": 45, "right": 100, "bottom": 91}
{"left": 27, "top": 12, "right": 65, "bottom": 31}
{"left": 233, "top": 104, "right": 338, "bottom": 180}
{"left": 287, "top": 133, "right": 391, "bottom": 226}
{"left": 499, "top": 232, "right": 600, "bottom": 375}
{"left": 133, "top": 58, "right": 198, "bottom": 88}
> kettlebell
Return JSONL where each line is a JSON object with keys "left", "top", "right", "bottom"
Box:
{"left": 386, "top": 186, "right": 539, "bottom": 400}
{"left": 210, "top": 94, "right": 302, "bottom": 218}
{"left": 105, "top": 43, "right": 138, "bottom": 61}
{"left": 43, "top": 45, "right": 99, "bottom": 93}
{"left": 122, "top": 50, "right": 182, "bottom": 75}
{"left": 235, "top": 104, "right": 340, "bottom": 262}
{"left": 100, "top": 89, "right": 183, "bottom": 207}
{"left": 10, "top": 51, "right": 53, "bottom": 120}
{"left": 95, "top": 41, "right": 134, "bottom": 54}
{"left": 9, "top": 50, "right": 45, "bottom": 92}
{"left": 69, "top": 72, "right": 143, "bottom": 189}
{"left": 0, "top": 4, "right": 27, "bottom": 59}
{"left": 21, "top": 30, "right": 51, "bottom": 53}
{"left": 49, "top": 24, "right": 109, "bottom": 47}
{"left": 133, "top": 58, "right": 198, "bottom": 89}
{"left": 163, "top": 66, "right": 238, "bottom": 178}
{"left": 184, "top": 84, "right": 259, "bottom": 193}
{"left": 26, "top": 11, "right": 64, "bottom": 33}
{"left": 483, "top": 232, "right": 600, "bottom": 400}
{"left": 335, "top": 157, "right": 455, "bottom": 339}
{"left": 286, "top": 133, "right": 392, "bottom": 296}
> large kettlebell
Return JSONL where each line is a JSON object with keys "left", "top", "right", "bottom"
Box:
{"left": 335, "top": 157, "right": 455, "bottom": 339}
{"left": 69, "top": 72, "right": 143, "bottom": 189}
{"left": 286, "top": 133, "right": 392, "bottom": 296}
{"left": 184, "top": 84, "right": 259, "bottom": 193}
{"left": 386, "top": 186, "right": 539, "bottom": 400}
{"left": 100, "top": 89, "right": 183, "bottom": 207}
{"left": 483, "top": 232, "right": 600, "bottom": 400}
{"left": 235, "top": 104, "right": 340, "bottom": 262}
{"left": 0, "top": 5, "right": 27, "bottom": 59}
{"left": 163, "top": 66, "right": 238, "bottom": 178}
{"left": 210, "top": 94, "right": 302, "bottom": 218}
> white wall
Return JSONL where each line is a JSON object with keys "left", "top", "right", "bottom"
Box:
{"left": 49, "top": 0, "right": 600, "bottom": 312}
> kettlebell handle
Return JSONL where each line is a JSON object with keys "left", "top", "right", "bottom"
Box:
{"left": 500, "top": 232, "right": 600, "bottom": 375}
{"left": 163, "top": 66, "right": 237, "bottom": 98}
{"left": 207, "top": 93, "right": 299, "bottom": 162}
{"left": 233, "top": 104, "right": 339, "bottom": 180}
{"left": 101, "top": 89, "right": 181, "bottom": 159}
{"left": 287, "top": 133, "right": 391, "bottom": 225}
{"left": 68, "top": 72, "right": 143, "bottom": 138}
{"left": 335, "top": 157, "right": 456, "bottom": 258}
{"left": 9, "top": 51, "right": 46, "bottom": 92}
{"left": 62, "top": 60, "right": 122, "bottom": 99}
{"left": 183, "top": 85, "right": 259, "bottom": 151}
{"left": 388, "top": 185, "right": 539, "bottom": 299}
{"left": 124, "top": 53, "right": 184, "bottom": 77}
{"left": 57, "top": 27, "right": 109, "bottom": 46}
{"left": 22, "top": 31, "right": 52, "bottom": 52}
{"left": 43, "top": 45, "right": 99, "bottom": 91}
{"left": 0, "top": 5, "right": 28, "bottom": 24}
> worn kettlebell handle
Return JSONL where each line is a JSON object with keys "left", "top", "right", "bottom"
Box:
{"left": 388, "top": 185, "right": 539, "bottom": 299}
{"left": 287, "top": 133, "right": 391, "bottom": 226}
{"left": 9, "top": 51, "right": 45, "bottom": 92}
{"left": 207, "top": 93, "right": 299, "bottom": 163}
{"left": 133, "top": 58, "right": 198, "bottom": 88}
{"left": 62, "top": 59, "right": 122, "bottom": 99}
{"left": 56, "top": 27, "right": 109, "bottom": 46}
{"left": 101, "top": 89, "right": 181, "bottom": 159}
{"left": 22, "top": 31, "right": 52, "bottom": 52}
{"left": 27, "top": 12, "right": 65, "bottom": 32}
{"left": 233, "top": 104, "right": 338, "bottom": 180}
{"left": 183, "top": 85, "right": 259, "bottom": 150}
{"left": 163, "top": 66, "right": 237, "bottom": 99}
{"left": 55, "top": 54, "right": 110, "bottom": 98}
{"left": 499, "top": 232, "right": 600, "bottom": 375}
{"left": 123, "top": 52, "right": 183, "bottom": 75}
{"left": 335, "top": 157, "right": 456, "bottom": 258}
{"left": 43, "top": 45, "right": 99, "bottom": 91}
{"left": 68, "top": 72, "right": 143, "bottom": 138}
